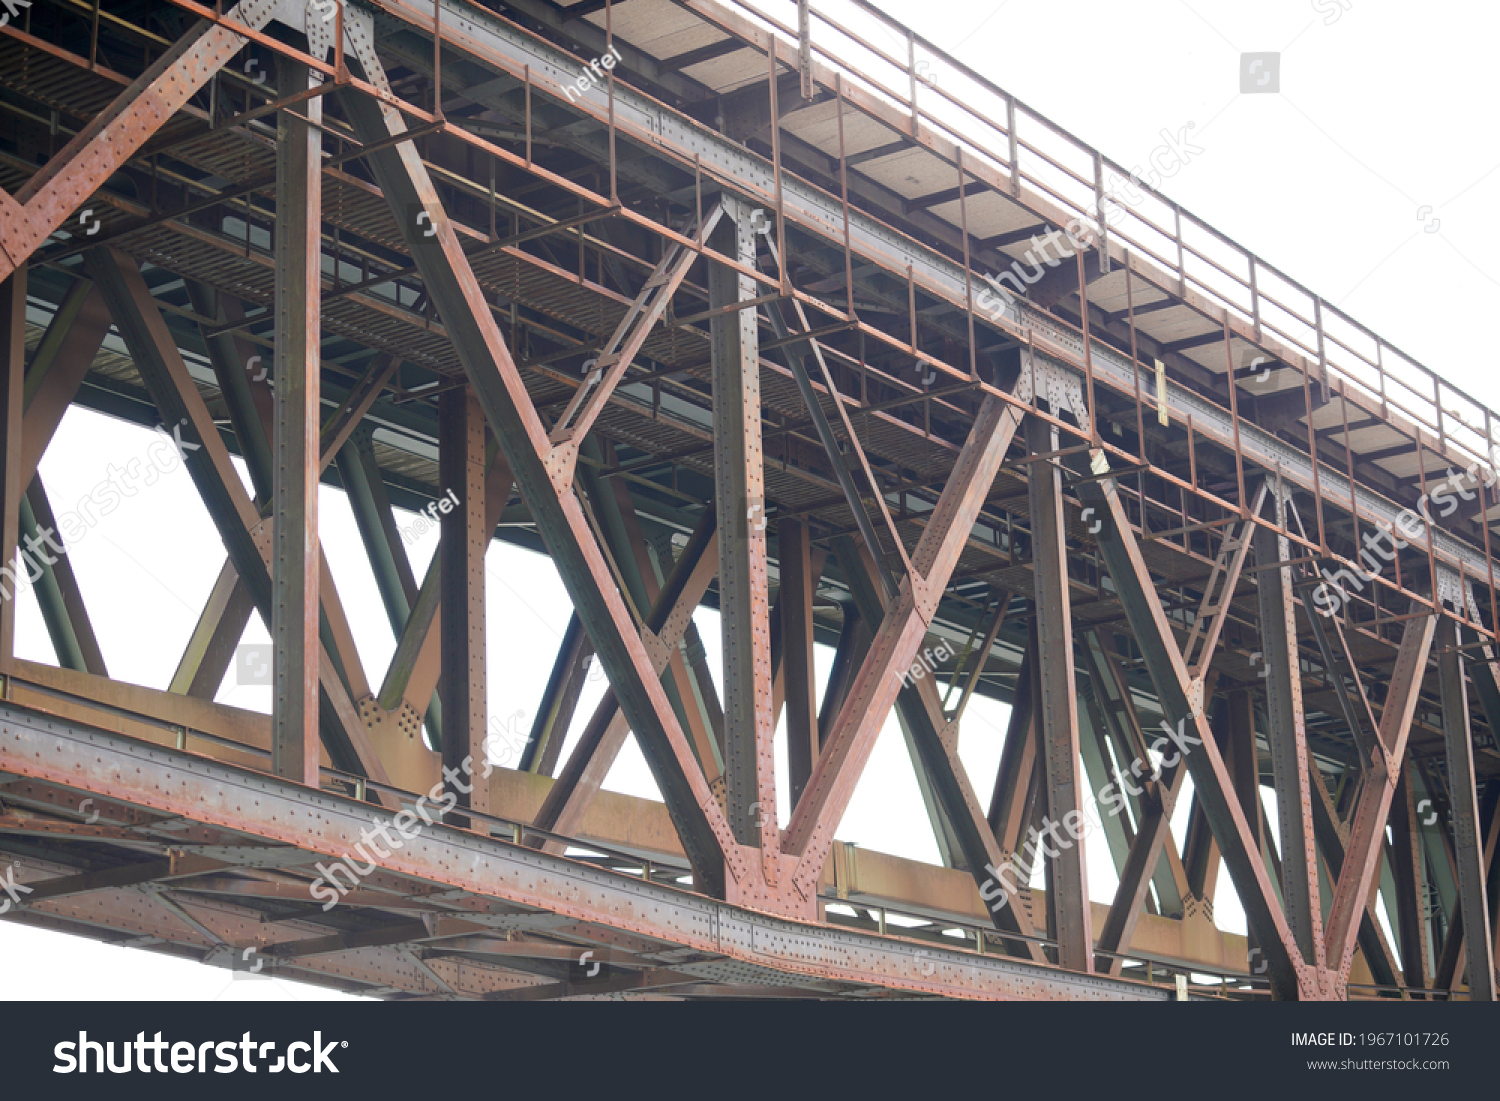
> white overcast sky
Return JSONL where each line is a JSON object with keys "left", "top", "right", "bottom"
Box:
{"left": 2, "top": 0, "right": 1495, "bottom": 998}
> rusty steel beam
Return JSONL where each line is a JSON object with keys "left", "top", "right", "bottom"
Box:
{"left": 521, "top": 613, "right": 591, "bottom": 775}
{"left": 24, "top": 477, "right": 107, "bottom": 676}
{"left": 20, "top": 278, "right": 111, "bottom": 488}
{"left": 1302, "top": 581, "right": 1382, "bottom": 771}
{"left": 1229, "top": 691, "right": 1262, "bottom": 966}
{"left": 1074, "top": 452, "right": 1312, "bottom": 997}
{"left": 839, "top": 535, "right": 1046, "bottom": 961}
{"left": 270, "top": 59, "right": 323, "bottom": 787}
{"left": 185, "top": 282, "right": 274, "bottom": 503}
{"left": 1433, "top": 790, "right": 1500, "bottom": 993}
{"left": 1180, "top": 485, "right": 1263, "bottom": 682}
{"left": 439, "top": 387, "right": 489, "bottom": 825}
{"left": 1306, "top": 759, "right": 1403, "bottom": 991}
{"left": 817, "top": 604, "right": 868, "bottom": 749}
{"left": 0, "top": 265, "right": 24, "bottom": 670}
{"left": 481, "top": 970, "right": 697, "bottom": 1001}
{"left": 1325, "top": 606, "right": 1436, "bottom": 987}
{"left": 0, "top": 702, "right": 1168, "bottom": 1000}
{"left": 528, "top": 509, "right": 719, "bottom": 855}
{"left": 989, "top": 628, "right": 1037, "bottom": 846}
{"left": 340, "top": 62, "right": 739, "bottom": 901}
{"left": 766, "top": 285, "right": 898, "bottom": 599}
{"left": 601, "top": 475, "right": 719, "bottom": 782}
{"left": 1388, "top": 764, "right": 1430, "bottom": 991}
{"left": 1438, "top": 615, "right": 1494, "bottom": 999}
{"left": 781, "top": 518, "right": 819, "bottom": 808}
{"left": 711, "top": 203, "right": 779, "bottom": 870}
{"left": 836, "top": 535, "right": 965, "bottom": 872}
{"left": 1255, "top": 487, "right": 1323, "bottom": 970}
{"left": 548, "top": 201, "right": 724, "bottom": 450}
{"left": 783, "top": 394, "right": 1023, "bottom": 904}
{"left": 948, "top": 589, "right": 1008, "bottom": 726}
{"left": 1092, "top": 728, "right": 1188, "bottom": 974}
{"left": 1181, "top": 794, "right": 1218, "bottom": 914}
{"left": 1025, "top": 415, "right": 1091, "bottom": 972}
{"left": 1080, "top": 630, "right": 1189, "bottom": 914}
{"left": 365, "top": 445, "right": 512, "bottom": 741}
{"left": 339, "top": 429, "right": 420, "bottom": 628}
{"left": 168, "top": 560, "right": 255, "bottom": 697}
{"left": 85, "top": 247, "right": 390, "bottom": 791}
{"left": 0, "top": 0, "right": 279, "bottom": 279}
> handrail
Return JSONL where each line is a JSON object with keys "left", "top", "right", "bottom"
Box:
{"left": 726, "top": 0, "right": 1498, "bottom": 475}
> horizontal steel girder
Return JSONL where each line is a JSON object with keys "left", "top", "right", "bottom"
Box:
{"left": 0, "top": 702, "right": 1167, "bottom": 1000}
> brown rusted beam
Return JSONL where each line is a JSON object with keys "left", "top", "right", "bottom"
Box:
{"left": 342, "top": 71, "right": 738, "bottom": 898}
{"left": 712, "top": 202, "right": 780, "bottom": 877}
{"left": 1307, "top": 758, "right": 1403, "bottom": 990}
{"left": 1438, "top": 614, "right": 1494, "bottom": 999}
{"left": 1256, "top": 487, "right": 1323, "bottom": 971}
{"left": 781, "top": 517, "right": 819, "bottom": 808}
{"left": 86, "top": 247, "right": 389, "bottom": 793}
{"left": 1074, "top": 452, "right": 1310, "bottom": 998}
{"left": 168, "top": 560, "right": 256, "bottom": 697}
{"left": 439, "top": 386, "right": 489, "bottom": 825}
{"left": 528, "top": 510, "right": 719, "bottom": 855}
{"left": 1388, "top": 763, "right": 1430, "bottom": 991}
{"left": 20, "top": 278, "right": 111, "bottom": 487}
{"left": 1325, "top": 606, "right": 1436, "bottom": 986}
{"left": 522, "top": 613, "right": 592, "bottom": 775}
{"left": 0, "top": 0, "right": 279, "bottom": 279}
{"left": 1025, "top": 414, "right": 1091, "bottom": 972}
{"left": 270, "top": 59, "right": 323, "bottom": 787}
{"left": 0, "top": 264, "right": 24, "bottom": 670}
{"left": 784, "top": 394, "right": 1023, "bottom": 904}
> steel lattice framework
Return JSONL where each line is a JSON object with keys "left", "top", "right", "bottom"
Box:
{"left": 0, "top": 0, "right": 1495, "bottom": 1001}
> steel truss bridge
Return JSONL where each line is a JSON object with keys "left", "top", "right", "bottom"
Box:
{"left": 0, "top": 0, "right": 1495, "bottom": 1002}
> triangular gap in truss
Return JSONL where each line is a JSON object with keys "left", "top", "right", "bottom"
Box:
{"left": 531, "top": 588, "right": 958, "bottom": 866}
{"left": 24, "top": 405, "right": 225, "bottom": 690}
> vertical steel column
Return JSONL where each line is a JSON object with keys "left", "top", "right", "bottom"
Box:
{"left": 440, "top": 387, "right": 489, "bottom": 825}
{"left": 0, "top": 265, "right": 21, "bottom": 672}
{"left": 1226, "top": 692, "right": 1263, "bottom": 863}
{"left": 0, "top": 263, "right": 22, "bottom": 669}
{"left": 1255, "top": 491, "right": 1323, "bottom": 969}
{"left": 24, "top": 477, "right": 106, "bottom": 675}
{"left": 1389, "top": 765, "right": 1430, "bottom": 991}
{"left": 1438, "top": 615, "right": 1494, "bottom": 999}
{"left": 781, "top": 517, "right": 818, "bottom": 808}
{"left": 817, "top": 604, "right": 867, "bottom": 748}
{"left": 271, "top": 60, "right": 322, "bottom": 785}
{"left": 1025, "top": 416, "right": 1091, "bottom": 972}
{"left": 712, "top": 201, "right": 778, "bottom": 858}
{"left": 1226, "top": 690, "right": 1265, "bottom": 974}
{"left": 521, "top": 613, "right": 591, "bottom": 775}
